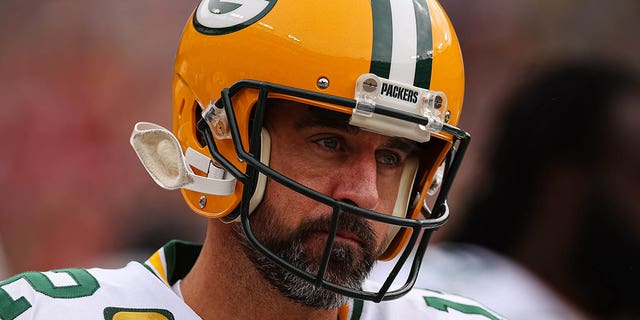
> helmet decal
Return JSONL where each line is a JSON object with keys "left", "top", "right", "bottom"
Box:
{"left": 193, "top": 0, "right": 277, "bottom": 35}
{"left": 370, "top": 0, "right": 433, "bottom": 89}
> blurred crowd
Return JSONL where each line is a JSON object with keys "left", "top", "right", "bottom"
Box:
{"left": 1, "top": 1, "right": 638, "bottom": 319}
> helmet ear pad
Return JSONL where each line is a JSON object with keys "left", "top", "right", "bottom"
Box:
{"left": 377, "top": 156, "right": 420, "bottom": 256}
{"left": 247, "top": 128, "right": 271, "bottom": 214}
{"left": 215, "top": 126, "right": 271, "bottom": 223}
{"left": 377, "top": 138, "right": 451, "bottom": 261}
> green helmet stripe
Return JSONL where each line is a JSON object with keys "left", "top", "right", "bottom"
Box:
{"left": 370, "top": 0, "right": 393, "bottom": 79}
{"left": 370, "top": 0, "right": 433, "bottom": 89}
{"left": 413, "top": 0, "right": 433, "bottom": 89}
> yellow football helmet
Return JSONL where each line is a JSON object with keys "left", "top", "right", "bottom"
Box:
{"left": 132, "top": 0, "right": 467, "bottom": 301}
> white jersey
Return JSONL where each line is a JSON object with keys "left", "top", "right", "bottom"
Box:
{"left": 371, "top": 243, "right": 584, "bottom": 320}
{"left": 0, "top": 240, "right": 503, "bottom": 320}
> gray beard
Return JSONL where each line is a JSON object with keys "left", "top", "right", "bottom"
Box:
{"left": 231, "top": 202, "right": 378, "bottom": 309}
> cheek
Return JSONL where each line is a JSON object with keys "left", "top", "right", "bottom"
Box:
{"left": 260, "top": 164, "right": 331, "bottom": 230}
{"left": 261, "top": 179, "right": 299, "bottom": 222}
{"left": 372, "top": 222, "right": 390, "bottom": 248}
{"left": 268, "top": 130, "right": 333, "bottom": 192}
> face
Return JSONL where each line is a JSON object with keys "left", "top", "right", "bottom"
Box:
{"left": 232, "top": 99, "right": 419, "bottom": 308}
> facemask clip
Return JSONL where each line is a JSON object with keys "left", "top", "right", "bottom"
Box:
{"left": 350, "top": 73, "right": 448, "bottom": 143}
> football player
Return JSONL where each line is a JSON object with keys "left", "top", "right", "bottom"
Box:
{"left": 0, "top": 1, "right": 502, "bottom": 319}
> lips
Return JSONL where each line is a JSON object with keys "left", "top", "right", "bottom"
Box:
{"left": 335, "top": 230, "right": 363, "bottom": 246}
{"left": 308, "top": 230, "right": 364, "bottom": 249}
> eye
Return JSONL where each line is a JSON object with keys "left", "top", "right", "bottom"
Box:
{"left": 313, "top": 137, "right": 342, "bottom": 152}
{"left": 376, "top": 150, "right": 402, "bottom": 167}
{"left": 317, "top": 138, "right": 337, "bottom": 150}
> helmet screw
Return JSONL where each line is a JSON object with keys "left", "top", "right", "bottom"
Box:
{"left": 317, "top": 77, "right": 330, "bottom": 89}
{"left": 434, "top": 95, "right": 443, "bottom": 109}
{"left": 213, "top": 119, "right": 227, "bottom": 138}
{"left": 199, "top": 195, "right": 207, "bottom": 209}
{"left": 363, "top": 78, "right": 378, "bottom": 92}
{"left": 445, "top": 111, "right": 451, "bottom": 123}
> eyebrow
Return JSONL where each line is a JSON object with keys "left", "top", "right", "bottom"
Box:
{"left": 296, "top": 105, "right": 420, "bottom": 154}
{"left": 294, "top": 105, "right": 360, "bottom": 134}
{"left": 384, "top": 137, "right": 420, "bottom": 154}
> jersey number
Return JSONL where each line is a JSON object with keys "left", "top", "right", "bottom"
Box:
{"left": 424, "top": 296, "right": 501, "bottom": 320}
{"left": 0, "top": 269, "right": 99, "bottom": 320}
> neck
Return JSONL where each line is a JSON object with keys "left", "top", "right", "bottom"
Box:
{"left": 179, "top": 219, "right": 341, "bottom": 320}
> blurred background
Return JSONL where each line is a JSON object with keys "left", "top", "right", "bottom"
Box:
{"left": 1, "top": 0, "right": 638, "bottom": 318}
{"left": 0, "top": 1, "right": 206, "bottom": 275}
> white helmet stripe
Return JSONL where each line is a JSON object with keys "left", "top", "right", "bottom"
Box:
{"left": 389, "top": 0, "right": 418, "bottom": 85}
{"left": 370, "top": 0, "right": 433, "bottom": 89}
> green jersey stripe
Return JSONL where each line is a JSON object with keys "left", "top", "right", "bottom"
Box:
{"left": 350, "top": 299, "right": 364, "bottom": 320}
{"left": 163, "top": 242, "right": 177, "bottom": 284}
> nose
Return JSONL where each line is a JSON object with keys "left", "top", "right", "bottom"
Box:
{"left": 329, "top": 152, "right": 380, "bottom": 210}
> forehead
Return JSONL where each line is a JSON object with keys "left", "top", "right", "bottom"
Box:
{"left": 264, "top": 98, "right": 418, "bottom": 150}
{"left": 265, "top": 98, "right": 350, "bottom": 127}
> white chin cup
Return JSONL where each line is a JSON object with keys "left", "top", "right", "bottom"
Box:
{"left": 130, "top": 122, "right": 236, "bottom": 195}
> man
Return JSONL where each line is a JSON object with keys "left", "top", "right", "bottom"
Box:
{"left": 0, "top": 1, "right": 502, "bottom": 319}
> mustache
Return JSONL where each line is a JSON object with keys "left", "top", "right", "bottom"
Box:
{"left": 297, "top": 211, "right": 378, "bottom": 250}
